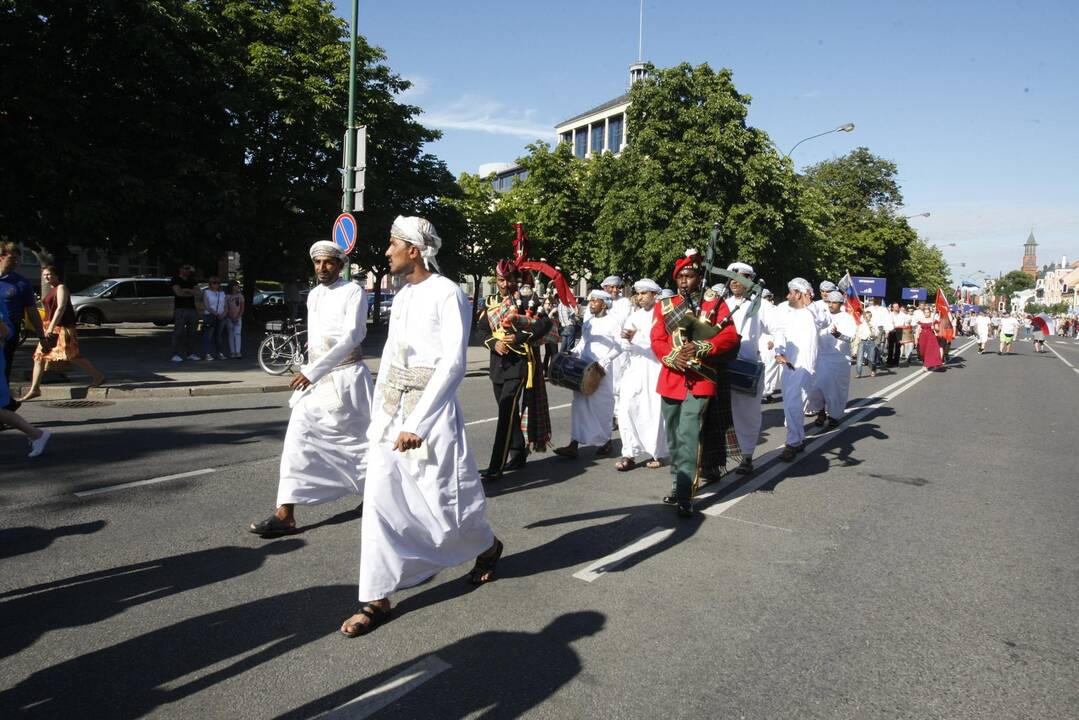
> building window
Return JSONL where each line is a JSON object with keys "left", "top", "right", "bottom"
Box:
{"left": 560, "top": 132, "right": 572, "bottom": 146}
{"left": 590, "top": 124, "right": 604, "bottom": 154}
{"left": 574, "top": 128, "right": 587, "bottom": 158}
{"left": 608, "top": 115, "right": 624, "bottom": 152}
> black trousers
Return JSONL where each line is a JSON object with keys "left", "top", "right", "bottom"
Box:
{"left": 886, "top": 330, "right": 901, "bottom": 365}
{"left": 487, "top": 375, "right": 526, "bottom": 472}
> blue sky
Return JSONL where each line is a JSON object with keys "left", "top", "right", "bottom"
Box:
{"left": 337, "top": 0, "right": 1078, "bottom": 280}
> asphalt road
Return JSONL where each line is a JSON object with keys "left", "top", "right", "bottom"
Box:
{"left": 1, "top": 336, "right": 1077, "bottom": 719}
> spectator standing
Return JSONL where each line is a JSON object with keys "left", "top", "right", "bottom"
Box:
{"left": 170, "top": 265, "right": 200, "bottom": 362}
{"left": 201, "top": 277, "right": 227, "bottom": 361}
{"left": 17, "top": 265, "right": 105, "bottom": 400}
{"left": 0, "top": 241, "right": 48, "bottom": 387}
{"left": 225, "top": 281, "right": 245, "bottom": 358}
{"left": 0, "top": 302, "right": 51, "bottom": 456}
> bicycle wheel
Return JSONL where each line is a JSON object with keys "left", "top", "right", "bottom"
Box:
{"left": 258, "top": 335, "right": 294, "bottom": 375}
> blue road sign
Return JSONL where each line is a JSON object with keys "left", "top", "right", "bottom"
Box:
{"left": 851, "top": 276, "right": 887, "bottom": 298}
{"left": 333, "top": 212, "right": 357, "bottom": 254}
{"left": 902, "top": 287, "right": 927, "bottom": 301}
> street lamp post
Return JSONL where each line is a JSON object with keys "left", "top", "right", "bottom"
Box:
{"left": 902, "top": 212, "right": 931, "bottom": 219}
{"left": 784, "top": 123, "right": 855, "bottom": 157}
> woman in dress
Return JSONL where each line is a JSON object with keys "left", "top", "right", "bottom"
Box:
{"left": 18, "top": 265, "right": 105, "bottom": 400}
{"left": 918, "top": 307, "right": 944, "bottom": 372}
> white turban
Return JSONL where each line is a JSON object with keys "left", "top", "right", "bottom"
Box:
{"left": 762, "top": 288, "right": 774, "bottom": 298}
{"left": 826, "top": 290, "right": 844, "bottom": 303}
{"left": 633, "top": 278, "right": 661, "bottom": 293}
{"left": 659, "top": 289, "right": 675, "bottom": 298}
{"left": 727, "top": 262, "right": 755, "bottom": 278}
{"left": 820, "top": 280, "right": 837, "bottom": 293}
{"left": 589, "top": 289, "right": 613, "bottom": 306}
{"left": 390, "top": 215, "right": 442, "bottom": 272}
{"left": 309, "top": 240, "right": 346, "bottom": 262}
{"left": 601, "top": 275, "right": 623, "bottom": 287}
{"left": 788, "top": 277, "right": 813, "bottom": 294}
{"left": 710, "top": 283, "right": 730, "bottom": 297}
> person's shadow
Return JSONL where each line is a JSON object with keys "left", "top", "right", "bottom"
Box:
{"left": 0, "top": 584, "right": 354, "bottom": 719}
{"left": 0, "top": 520, "right": 107, "bottom": 559}
{"left": 273, "top": 610, "right": 607, "bottom": 720}
{"left": 0, "top": 539, "right": 305, "bottom": 658}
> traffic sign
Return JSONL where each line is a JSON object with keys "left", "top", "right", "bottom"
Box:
{"left": 333, "top": 212, "right": 357, "bottom": 254}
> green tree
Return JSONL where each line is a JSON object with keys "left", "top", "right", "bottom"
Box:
{"left": 993, "top": 270, "right": 1035, "bottom": 300}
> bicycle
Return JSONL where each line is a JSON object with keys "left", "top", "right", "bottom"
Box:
{"left": 257, "top": 318, "right": 307, "bottom": 375}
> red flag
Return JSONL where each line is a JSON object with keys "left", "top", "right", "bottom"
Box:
{"left": 936, "top": 288, "right": 955, "bottom": 342}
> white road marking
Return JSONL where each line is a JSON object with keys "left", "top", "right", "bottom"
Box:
{"left": 318, "top": 655, "right": 451, "bottom": 720}
{"left": 73, "top": 468, "right": 216, "bottom": 498}
{"left": 464, "top": 402, "right": 570, "bottom": 427}
{"left": 721, "top": 516, "right": 793, "bottom": 533}
{"left": 573, "top": 526, "right": 675, "bottom": 582}
{"left": 702, "top": 339, "right": 978, "bottom": 518}
{"left": 1046, "top": 343, "right": 1076, "bottom": 369}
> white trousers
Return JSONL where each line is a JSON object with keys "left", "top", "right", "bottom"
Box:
{"left": 226, "top": 317, "right": 242, "bottom": 355}
{"left": 807, "top": 358, "right": 850, "bottom": 419}
{"left": 730, "top": 382, "right": 764, "bottom": 458}
{"left": 780, "top": 367, "right": 814, "bottom": 447}
{"left": 277, "top": 364, "right": 372, "bottom": 506}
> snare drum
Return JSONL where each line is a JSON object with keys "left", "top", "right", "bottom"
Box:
{"left": 727, "top": 357, "right": 764, "bottom": 395}
{"left": 548, "top": 354, "right": 605, "bottom": 396}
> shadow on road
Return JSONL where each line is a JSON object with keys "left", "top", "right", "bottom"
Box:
{"left": 0, "top": 539, "right": 305, "bottom": 659}
{"left": 273, "top": 611, "right": 606, "bottom": 720}
{"left": 0, "top": 583, "right": 351, "bottom": 719}
{"left": 0, "top": 520, "right": 107, "bottom": 560}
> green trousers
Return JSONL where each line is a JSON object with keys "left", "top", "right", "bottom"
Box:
{"left": 661, "top": 394, "right": 709, "bottom": 502}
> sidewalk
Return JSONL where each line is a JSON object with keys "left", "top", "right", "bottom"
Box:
{"left": 7, "top": 323, "right": 492, "bottom": 400}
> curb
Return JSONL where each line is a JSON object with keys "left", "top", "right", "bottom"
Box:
{"left": 10, "top": 383, "right": 291, "bottom": 401}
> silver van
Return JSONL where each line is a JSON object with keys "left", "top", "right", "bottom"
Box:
{"left": 71, "top": 277, "right": 177, "bottom": 325}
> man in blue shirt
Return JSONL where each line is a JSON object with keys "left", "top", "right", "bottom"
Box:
{"left": 0, "top": 242, "right": 48, "bottom": 385}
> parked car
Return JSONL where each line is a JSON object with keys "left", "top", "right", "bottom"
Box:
{"left": 71, "top": 277, "right": 176, "bottom": 325}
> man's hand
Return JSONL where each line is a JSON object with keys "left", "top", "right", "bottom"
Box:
{"left": 775, "top": 354, "right": 792, "bottom": 368}
{"left": 393, "top": 432, "right": 423, "bottom": 452}
{"left": 621, "top": 327, "right": 637, "bottom": 341}
{"left": 289, "top": 372, "right": 312, "bottom": 391}
{"left": 501, "top": 333, "right": 516, "bottom": 345}
{"left": 494, "top": 340, "right": 509, "bottom": 355}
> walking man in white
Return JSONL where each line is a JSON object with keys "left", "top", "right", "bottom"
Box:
{"left": 615, "top": 279, "right": 667, "bottom": 471}
{"left": 725, "top": 262, "right": 777, "bottom": 475}
{"left": 554, "top": 290, "right": 623, "bottom": 458}
{"left": 975, "top": 311, "right": 991, "bottom": 353}
{"left": 773, "top": 278, "right": 819, "bottom": 461}
{"left": 247, "top": 241, "right": 372, "bottom": 538}
{"left": 341, "top": 216, "right": 502, "bottom": 637}
{"left": 807, "top": 291, "right": 857, "bottom": 428}
{"left": 760, "top": 288, "right": 782, "bottom": 403}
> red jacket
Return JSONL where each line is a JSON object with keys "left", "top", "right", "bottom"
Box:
{"left": 650, "top": 292, "right": 741, "bottom": 400}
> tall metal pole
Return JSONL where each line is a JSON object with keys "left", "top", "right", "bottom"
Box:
{"left": 342, "top": 0, "right": 359, "bottom": 280}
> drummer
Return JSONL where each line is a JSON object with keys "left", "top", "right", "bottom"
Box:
{"left": 553, "top": 290, "right": 623, "bottom": 459}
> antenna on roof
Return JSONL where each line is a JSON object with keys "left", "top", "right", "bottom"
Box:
{"left": 638, "top": 0, "right": 644, "bottom": 62}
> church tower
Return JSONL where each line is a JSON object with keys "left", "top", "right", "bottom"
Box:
{"left": 1022, "top": 230, "right": 1038, "bottom": 279}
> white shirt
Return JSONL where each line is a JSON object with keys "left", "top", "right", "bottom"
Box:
{"left": 302, "top": 279, "right": 368, "bottom": 384}
{"left": 202, "top": 288, "right": 226, "bottom": 316}
{"left": 1000, "top": 317, "right": 1019, "bottom": 335}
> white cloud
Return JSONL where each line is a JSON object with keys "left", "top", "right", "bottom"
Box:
{"left": 798, "top": 89, "right": 822, "bottom": 100}
{"left": 397, "top": 75, "right": 430, "bottom": 102}
{"left": 421, "top": 96, "right": 553, "bottom": 140}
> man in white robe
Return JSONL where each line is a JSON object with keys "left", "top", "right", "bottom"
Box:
{"left": 247, "top": 241, "right": 372, "bottom": 538}
{"left": 773, "top": 277, "right": 819, "bottom": 460}
{"left": 807, "top": 291, "right": 856, "bottom": 428}
{"left": 810, "top": 280, "right": 836, "bottom": 328}
{"left": 614, "top": 279, "right": 667, "bottom": 470}
{"left": 341, "top": 216, "right": 501, "bottom": 637}
{"left": 975, "top": 311, "right": 991, "bottom": 353}
{"left": 760, "top": 289, "right": 783, "bottom": 403}
{"left": 602, "top": 275, "right": 631, "bottom": 414}
{"left": 553, "top": 290, "right": 622, "bottom": 458}
{"left": 724, "top": 262, "right": 779, "bottom": 475}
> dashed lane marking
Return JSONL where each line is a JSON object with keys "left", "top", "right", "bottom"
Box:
{"left": 73, "top": 468, "right": 216, "bottom": 498}
{"left": 701, "top": 338, "right": 978, "bottom": 518}
{"left": 572, "top": 526, "right": 675, "bottom": 582}
{"left": 317, "top": 655, "right": 451, "bottom": 720}
{"left": 464, "top": 402, "right": 570, "bottom": 427}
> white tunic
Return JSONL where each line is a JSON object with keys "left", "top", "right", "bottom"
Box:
{"left": 726, "top": 295, "right": 779, "bottom": 458}
{"left": 760, "top": 301, "right": 783, "bottom": 395}
{"left": 358, "top": 274, "right": 494, "bottom": 601}
{"left": 975, "top": 315, "right": 991, "bottom": 343}
{"left": 773, "top": 306, "right": 819, "bottom": 447}
{"left": 808, "top": 311, "right": 856, "bottom": 418}
{"left": 277, "top": 280, "right": 372, "bottom": 506}
{"left": 608, "top": 296, "right": 633, "bottom": 396}
{"left": 569, "top": 312, "right": 622, "bottom": 446}
{"left": 615, "top": 307, "right": 667, "bottom": 460}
